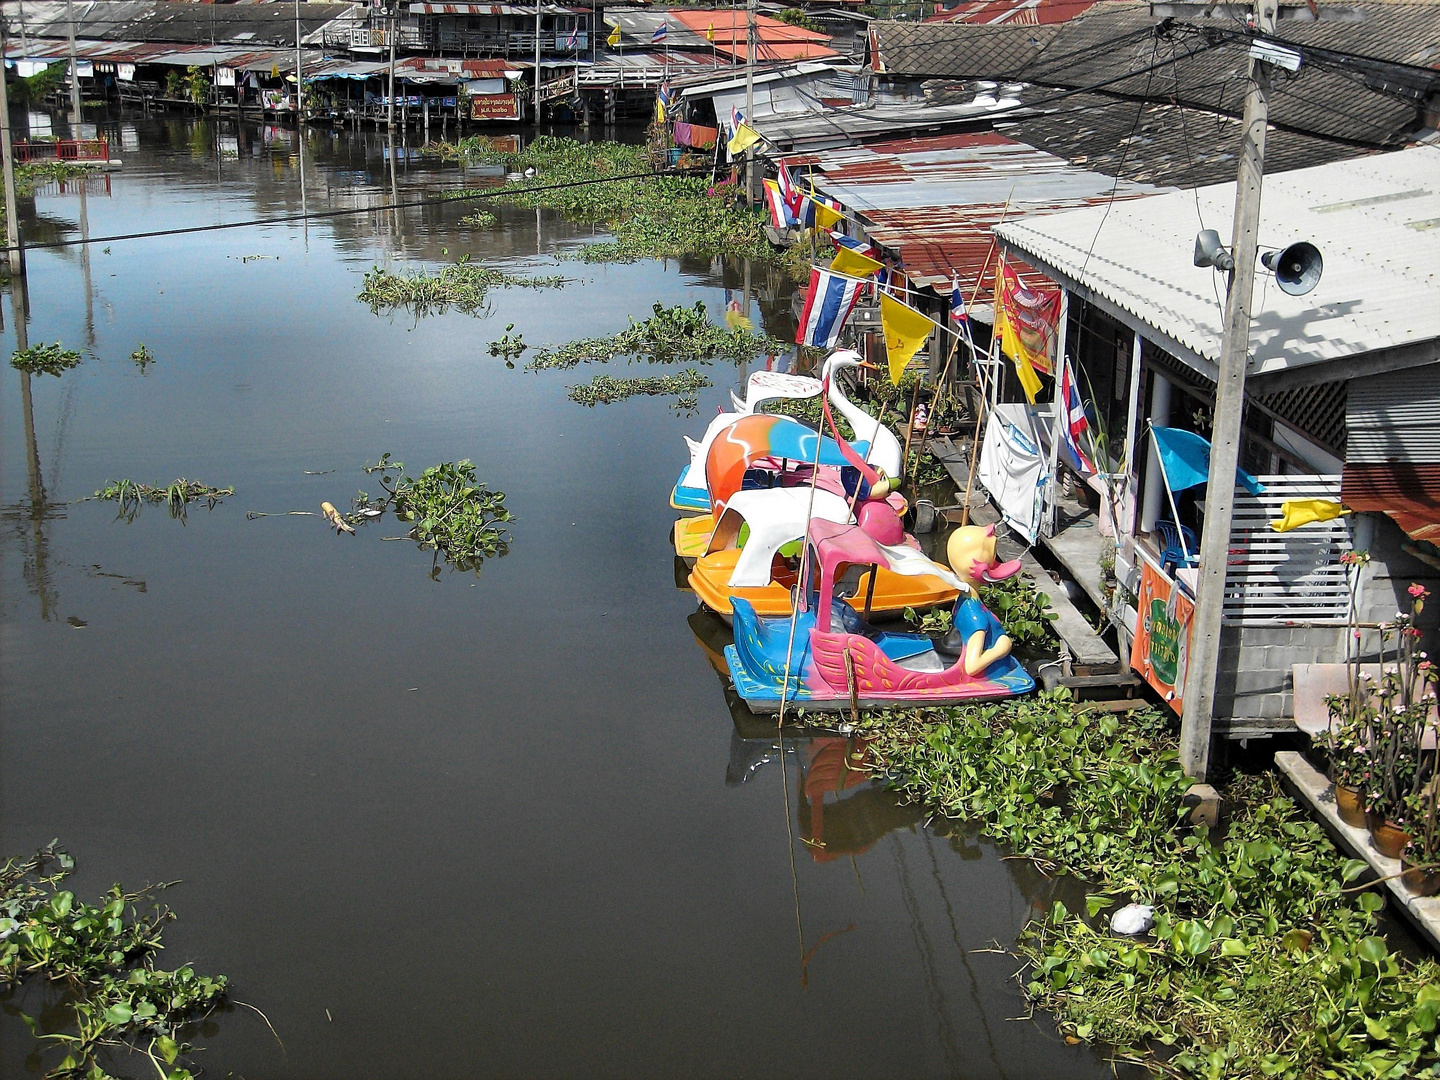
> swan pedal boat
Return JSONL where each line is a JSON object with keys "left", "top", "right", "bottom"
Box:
{"left": 671, "top": 354, "right": 902, "bottom": 514}
{"left": 724, "top": 520, "right": 1035, "bottom": 712}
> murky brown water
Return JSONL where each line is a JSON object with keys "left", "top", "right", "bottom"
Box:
{"left": 0, "top": 111, "right": 1115, "bottom": 1078}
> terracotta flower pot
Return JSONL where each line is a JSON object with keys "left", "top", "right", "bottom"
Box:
{"left": 1366, "top": 812, "right": 1411, "bottom": 860}
{"left": 1334, "top": 784, "right": 1367, "bottom": 829}
{"left": 1401, "top": 857, "right": 1440, "bottom": 898}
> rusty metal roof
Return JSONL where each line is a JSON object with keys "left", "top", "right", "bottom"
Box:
{"left": 798, "top": 130, "right": 1159, "bottom": 298}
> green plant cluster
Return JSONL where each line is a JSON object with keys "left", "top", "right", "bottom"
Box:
{"left": 0, "top": 845, "right": 226, "bottom": 1080}
{"left": 130, "top": 344, "right": 155, "bottom": 373}
{"left": 487, "top": 323, "right": 527, "bottom": 366}
{"left": 566, "top": 369, "right": 711, "bottom": 411}
{"left": 978, "top": 573, "right": 1059, "bottom": 649}
{"left": 529, "top": 302, "right": 784, "bottom": 371}
{"left": 862, "top": 695, "right": 1440, "bottom": 1079}
{"left": 360, "top": 455, "right": 512, "bottom": 575}
{"left": 359, "top": 257, "right": 565, "bottom": 316}
{"left": 435, "top": 136, "right": 774, "bottom": 263}
{"left": 12, "top": 342, "right": 82, "bottom": 377}
{"left": 91, "top": 479, "right": 234, "bottom": 523}
{"left": 459, "top": 210, "right": 497, "bottom": 229}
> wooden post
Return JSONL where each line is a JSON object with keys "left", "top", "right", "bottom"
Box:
{"left": 0, "top": 13, "right": 23, "bottom": 279}
{"left": 1178, "top": 0, "right": 1277, "bottom": 781}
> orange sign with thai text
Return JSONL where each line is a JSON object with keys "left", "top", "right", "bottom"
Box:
{"left": 1130, "top": 560, "right": 1194, "bottom": 715}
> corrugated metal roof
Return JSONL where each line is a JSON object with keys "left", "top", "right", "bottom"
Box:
{"left": 926, "top": 0, "right": 1101, "bottom": 25}
{"left": 2, "top": 1, "right": 361, "bottom": 46}
{"left": 1346, "top": 361, "right": 1440, "bottom": 463}
{"left": 406, "top": 4, "right": 585, "bottom": 15}
{"left": 801, "top": 130, "right": 1160, "bottom": 293}
{"left": 995, "top": 144, "right": 1440, "bottom": 381}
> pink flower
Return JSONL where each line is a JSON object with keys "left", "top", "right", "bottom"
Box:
{"left": 1409, "top": 583, "right": 1429, "bottom": 598}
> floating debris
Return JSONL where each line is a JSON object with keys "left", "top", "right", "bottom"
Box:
{"left": 530, "top": 303, "right": 783, "bottom": 371}
{"left": 90, "top": 478, "right": 234, "bottom": 523}
{"left": 130, "top": 343, "right": 155, "bottom": 373}
{"left": 567, "top": 369, "right": 710, "bottom": 411}
{"left": 321, "top": 501, "right": 355, "bottom": 534}
{"left": 11, "top": 342, "right": 82, "bottom": 377}
{"left": 359, "top": 256, "right": 565, "bottom": 316}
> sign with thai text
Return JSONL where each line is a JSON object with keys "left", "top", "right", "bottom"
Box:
{"left": 471, "top": 93, "right": 519, "bottom": 120}
{"left": 1129, "top": 559, "right": 1193, "bottom": 715}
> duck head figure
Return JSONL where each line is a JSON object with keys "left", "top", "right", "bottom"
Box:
{"left": 945, "top": 524, "right": 1023, "bottom": 594}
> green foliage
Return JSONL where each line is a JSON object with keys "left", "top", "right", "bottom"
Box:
{"left": 459, "top": 210, "right": 496, "bottom": 229}
{"left": 530, "top": 302, "right": 783, "bottom": 371}
{"left": 0, "top": 844, "right": 226, "bottom": 1079}
{"left": 567, "top": 369, "right": 711, "bottom": 411}
{"left": 487, "top": 324, "right": 527, "bottom": 366}
{"left": 360, "top": 455, "right": 512, "bottom": 575}
{"left": 91, "top": 479, "right": 234, "bottom": 523}
{"left": 359, "top": 257, "right": 565, "bottom": 316}
{"left": 12, "top": 342, "right": 82, "bottom": 377}
{"left": 130, "top": 344, "right": 155, "bottom": 373}
{"left": 8, "top": 62, "right": 65, "bottom": 106}
{"left": 903, "top": 605, "right": 953, "bottom": 636}
{"left": 434, "top": 136, "right": 774, "bottom": 264}
{"left": 776, "top": 7, "right": 822, "bottom": 31}
{"left": 862, "top": 695, "right": 1440, "bottom": 1079}
{"left": 979, "top": 573, "right": 1058, "bottom": 649}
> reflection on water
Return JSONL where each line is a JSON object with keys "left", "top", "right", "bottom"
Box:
{"left": 0, "top": 109, "right": 1114, "bottom": 1079}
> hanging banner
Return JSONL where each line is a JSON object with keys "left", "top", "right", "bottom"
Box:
{"left": 995, "top": 260, "right": 1061, "bottom": 404}
{"left": 1130, "top": 560, "right": 1193, "bottom": 715}
{"left": 215, "top": 66, "right": 237, "bottom": 87}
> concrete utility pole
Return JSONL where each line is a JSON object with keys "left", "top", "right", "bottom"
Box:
{"left": 743, "top": 0, "right": 755, "bottom": 205}
{"left": 0, "top": 14, "right": 24, "bottom": 279}
{"left": 387, "top": 3, "right": 397, "bottom": 132}
{"left": 1178, "top": 0, "right": 1278, "bottom": 780}
{"left": 533, "top": 0, "right": 541, "bottom": 124}
{"left": 294, "top": 0, "right": 303, "bottom": 124}
{"left": 66, "top": 0, "right": 81, "bottom": 123}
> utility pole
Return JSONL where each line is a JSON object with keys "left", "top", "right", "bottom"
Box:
{"left": 66, "top": 0, "right": 81, "bottom": 123}
{"left": 294, "top": 0, "right": 303, "bottom": 125}
{"left": 0, "top": 13, "right": 24, "bottom": 279}
{"left": 1177, "top": 0, "right": 1277, "bottom": 780}
{"left": 743, "top": 0, "right": 755, "bottom": 205}
{"left": 386, "top": 2, "right": 397, "bottom": 133}
{"left": 533, "top": 0, "right": 542, "bottom": 124}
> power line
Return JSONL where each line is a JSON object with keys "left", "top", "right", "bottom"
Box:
{"left": 3, "top": 165, "right": 708, "bottom": 254}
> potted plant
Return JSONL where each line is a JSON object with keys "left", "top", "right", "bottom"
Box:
{"left": 1403, "top": 775, "right": 1440, "bottom": 896}
{"left": 1360, "top": 584, "right": 1435, "bottom": 859}
{"left": 1324, "top": 550, "right": 1378, "bottom": 828}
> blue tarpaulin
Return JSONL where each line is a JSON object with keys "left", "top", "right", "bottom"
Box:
{"left": 1151, "top": 426, "right": 1265, "bottom": 496}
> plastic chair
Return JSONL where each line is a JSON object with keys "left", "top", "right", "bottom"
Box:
{"left": 1155, "top": 519, "right": 1198, "bottom": 574}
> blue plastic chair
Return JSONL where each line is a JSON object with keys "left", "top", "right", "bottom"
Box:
{"left": 1155, "top": 519, "right": 1198, "bottom": 573}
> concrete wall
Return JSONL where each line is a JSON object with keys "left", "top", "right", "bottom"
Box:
{"left": 1214, "top": 623, "right": 1347, "bottom": 726}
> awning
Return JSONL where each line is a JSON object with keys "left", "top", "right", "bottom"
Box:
{"left": 1342, "top": 464, "right": 1440, "bottom": 544}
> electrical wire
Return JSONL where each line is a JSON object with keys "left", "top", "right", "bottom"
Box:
{"left": 1, "top": 165, "right": 709, "bottom": 254}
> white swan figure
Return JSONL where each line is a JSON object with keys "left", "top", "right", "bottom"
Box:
{"left": 822, "top": 350, "right": 903, "bottom": 479}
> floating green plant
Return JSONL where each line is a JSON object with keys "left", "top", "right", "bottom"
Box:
{"left": 359, "top": 257, "right": 565, "bottom": 316}
{"left": 487, "top": 324, "right": 527, "bottom": 366}
{"left": 530, "top": 302, "right": 783, "bottom": 371}
{"left": 0, "top": 844, "right": 228, "bottom": 1079}
{"left": 91, "top": 479, "right": 234, "bottom": 523}
{"left": 566, "top": 369, "right": 710, "bottom": 411}
{"left": 11, "top": 342, "right": 82, "bottom": 377}
{"left": 861, "top": 695, "right": 1440, "bottom": 1079}
{"left": 131, "top": 344, "right": 155, "bottom": 373}
{"left": 359, "top": 454, "right": 512, "bottom": 575}
{"left": 459, "top": 210, "right": 496, "bottom": 229}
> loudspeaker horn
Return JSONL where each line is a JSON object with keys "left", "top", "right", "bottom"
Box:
{"left": 1193, "top": 229, "right": 1234, "bottom": 272}
{"left": 1260, "top": 242, "right": 1323, "bottom": 296}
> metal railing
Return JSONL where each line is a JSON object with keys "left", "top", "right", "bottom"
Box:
{"left": 13, "top": 139, "right": 110, "bottom": 163}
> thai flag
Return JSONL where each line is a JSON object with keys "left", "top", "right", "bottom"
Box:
{"left": 831, "top": 231, "right": 878, "bottom": 258}
{"left": 777, "top": 164, "right": 800, "bottom": 216}
{"left": 566, "top": 24, "right": 579, "bottom": 49}
{"left": 950, "top": 271, "right": 968, "bottom": 325}
{"left": 1060, "top": 360, "right": 1096, "bottom": 474}
{"left": 652, "top": 22, "right": 668, "bottom": 44}
{"left": 657, "top": 82, "right": 673, "bottom": 110}
{"left": 796, "top": 268, "right": 864, "bottom": 349}
{"left": 763, "top": 180, "right": 797, "bottom": 229}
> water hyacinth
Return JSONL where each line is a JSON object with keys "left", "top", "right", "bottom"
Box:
{"left": 359, "top": 258, "right": 565, "bottom": 316}
{"left": 566, "top": 370, "right": 710, "bottom": 411}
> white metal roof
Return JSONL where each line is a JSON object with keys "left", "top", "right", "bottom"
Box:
{"left": 994, "top": 144, "right": 1440, "bottom": 385}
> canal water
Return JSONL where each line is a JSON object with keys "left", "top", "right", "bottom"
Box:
{"left": 0, "top": 113, "right": 1115, "bottom": 1079}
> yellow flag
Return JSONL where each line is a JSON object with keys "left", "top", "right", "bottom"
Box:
{"left": 1269, "top": 499, "right": 1350, "bottom": 532}
{"left": 995, "top": 263, "right": 1044, "bottom": 403}
{"left": 830, "top": 246, "right": 882, "bottom": 278}
{"left": 706, "top": 22, "right": 716, "bottom": 41}
{"left": 879, "top": 293, "right": 934, "bottom": 385}
{"left": 810, "top": 197, "right": 843, "bottom": 230}
{"left": 728, "top": 121, "right": 762, "bottom": 155}
{"left": 606, "top": 24, "right": 621, "bottom": 46}
{"left": 271, "top": 63, "right": 280, "bottom": 79}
